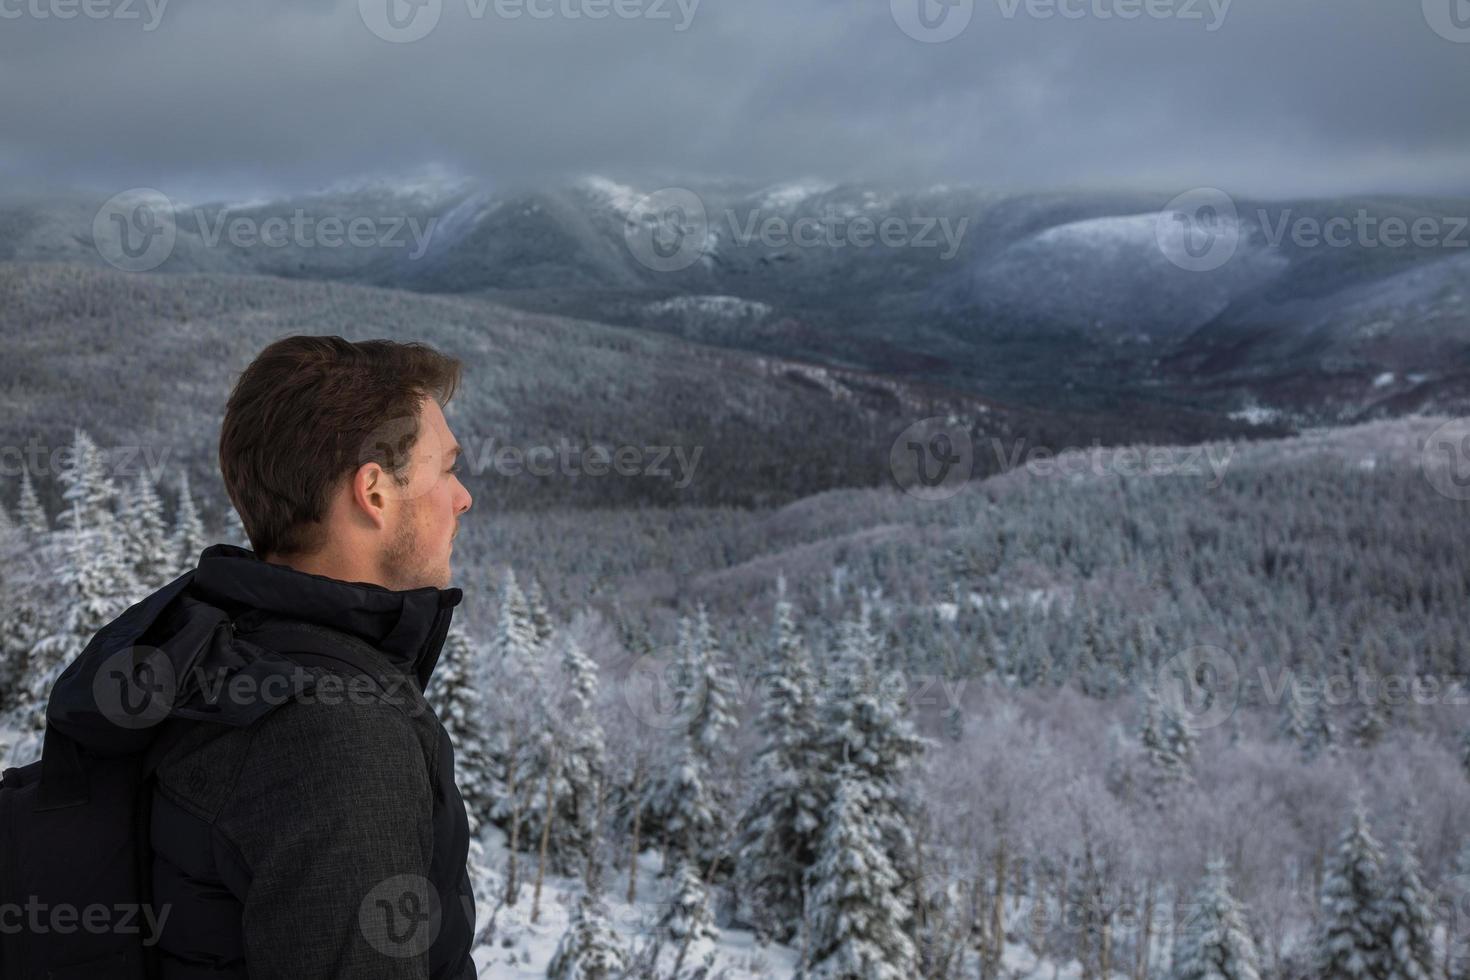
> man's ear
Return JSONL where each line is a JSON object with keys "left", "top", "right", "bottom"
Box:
{"left": 349, "top": 462, "right": 390, "bottom": 531}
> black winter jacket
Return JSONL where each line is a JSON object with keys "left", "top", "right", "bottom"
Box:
{"left": 44, "top": 543, "right": 478, "bottom": 979}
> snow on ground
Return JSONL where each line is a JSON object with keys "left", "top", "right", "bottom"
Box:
{"left": 645, "top": 295, "right": 773, "bottom": 321}
{"left": 577, "top": 175, "right": 645, "bottom": 217}
{"left": 469, "top": 824, "right": 798, "bottom": 978}
{"left": 757, "top": 180, "right": 834, "bottom": 210}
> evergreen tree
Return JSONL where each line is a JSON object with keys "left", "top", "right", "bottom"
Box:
{"left": 1351, "top": 695, "right": 1389, "bottom": 750}
{"left": 16, "top": 467, "right": 47, "bottom": 536}
{"left": 1315, "top": 800, "right": 1390, "bottom": 980}
{"left": 525, "top": 574, "right": 556, "bottom": 649}
{"left": 736, "top": 575, "right": 826, "bottom": 943}
{"left": 654, "top": 861, "right": 720, "bottom": 979}
{"left": 169, "top": 471, "right": 207, "bottom": 569}
{"left": 1303, "top": 693, "right": 1339, "bottom": 762}
{"left": 1171, "top": 858, "right": 1262, "bottom": 980}
{"left": 12, "top": 500, "right": 136, "bottom": 756}
{"left": 1378, "top": 834, "right": 1436, "bottom": 980}
{"left": 489, "top": 568, "right": 540, "bottom": 672}
{"left": 1140, "top": 685, "right": 1196, "bottom": 802}
{"left": 818, "top": 602, "right": 929, "bottom": 892}
{"left": 547, "top": 891, "right": 628, "bottom": 980}
{"left": 800, "top": 771, "right": 917, "bottom": 980}
{"left": 118, "top": 470, "right": 172, "bottom": 586}
{"left": 486, "top": 567, "right": 549, "bottom": 844}
{"left": 513, "top": 632, "right": 608, "bottom": 873}
{"left": 641, "top": 605, "right": 739, "bottom": 873}
{"left": 682, "top": 605, "right": 738, "bottom": 761}
{"left": 57, "top": 428, "right": 116, "bottom": 533}
{"left": 425, "top": 625, "right": 495, "bottom": 835}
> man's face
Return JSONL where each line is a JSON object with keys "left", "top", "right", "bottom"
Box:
{"left": 379, "top": 397, "right": 472, "bottom": 590}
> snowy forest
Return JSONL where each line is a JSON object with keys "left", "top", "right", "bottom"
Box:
{"left": 2, "top": 416, "right": 1468, "bottom": 979}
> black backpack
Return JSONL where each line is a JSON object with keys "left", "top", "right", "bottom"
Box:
{"left": 0, "top": 613, "right": 406, "bottom": 980}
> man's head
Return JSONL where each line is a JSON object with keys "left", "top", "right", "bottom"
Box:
{"left": 219, "top": 336, "right": 472, "bottom": 591}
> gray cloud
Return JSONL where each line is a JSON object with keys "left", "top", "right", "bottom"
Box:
{"left": 1, "top": 0, "right": 1466, "bottom": 200}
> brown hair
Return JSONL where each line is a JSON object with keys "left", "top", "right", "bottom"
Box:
{"left": 219, "top": 336, "right": 462, "bottom": 559}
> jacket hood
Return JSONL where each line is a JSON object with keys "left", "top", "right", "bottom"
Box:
{"left": 45, "top": 543, "right": 463, "bottom": 759}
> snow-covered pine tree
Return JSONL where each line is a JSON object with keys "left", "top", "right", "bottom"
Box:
{"left": 8, "top": 499, "right": 137, "bottom": 763}
{"left": 800, "top": 769, "right": 917, "bottom": 980}
{"left": 1314, "top": 800, "right": 1390, "bottom": 980}
{"left": 736, "top": 574, "right": 826, "bottom": 943}
{"left": 818, "top": 602, "right": 929, "bottom": 898}
{"left": 1139, "top": 685, "right": 1195, "bottom": 802}
{"left": 512, "top": 631, "right": 608, "bottom": 874}
{"left": 1281, "top": 682, "right": 1311, "bottom": 750}
{"left": 525, "top": 574, "right": 555, "bottom": 649}
{"left": 1351, "top": 695, "right": 1389, "bottom": 750}
{"left": 57, "top": 428, "right": 116, "bottom": 534}
{"left": 169, "top": 470, "right": 208, "bottom": 570}
{"left": 489, "top": 568, "right": 540, "bottom": 672}
{"left": 1378, "top": 833, "right": 1436, "bottom": 980}
{"left": 118, "top": 470, "right": 173, "bottom": 587}
{"left": 683, "top": 604, "right": 738, "bottom": 762}
{"left": 16, "top": 467, "right": 48, "bottom": 536}
{"left": 1304, "top": 692, "right": 1339, "bottom": 762}
{"left": 546, "top": 891, "right": 628, "bottom": 980}
{"left": 640, "top": 604, "right": 739, "bottom": 875}
{"left": 1171, "top": 858, "right": 1262, "bottom": 980}
{"left": 1460, "top": 726, "right": 1470, "bottom": 782}
{"left": 425, "top": 624, "right": 496, "bottom": 835}
{"left": 654, "top": 860, "right": 720, "bottom": 980}
{"left": 485, "top": 567, "right": 550, "bottom": 879}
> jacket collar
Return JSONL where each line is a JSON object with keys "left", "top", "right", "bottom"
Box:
{"left": 189, "top": 543, "right": 464, "bottom": 692}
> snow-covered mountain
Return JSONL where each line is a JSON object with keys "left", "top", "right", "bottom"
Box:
{"left": 3, "top": 179, "right": 1467, "bottom": 427}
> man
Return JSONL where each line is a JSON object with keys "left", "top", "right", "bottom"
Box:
{"left": 43, "top": 336, "right": 478, "bottom": 978}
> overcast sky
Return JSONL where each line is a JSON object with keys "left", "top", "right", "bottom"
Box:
{"left": 1, "top": 0, "right": 1466, "bottom": 201}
